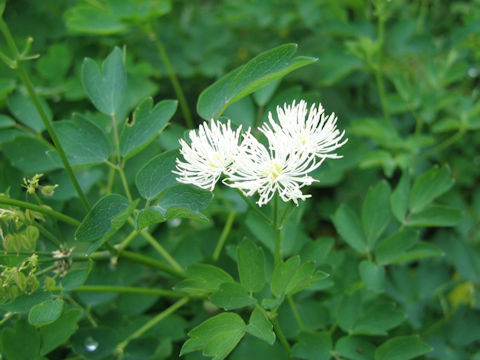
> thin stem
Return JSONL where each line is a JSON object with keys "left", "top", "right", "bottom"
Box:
{"left": 35, "top": 264, "right": 57, "bottom": 277}
{"left": 0, "top": 312, "right": 15, "bottom": 326}
{"left": 106, "top": 166, "right": 115, "bottom": 194}
{"left": 212, "top": 211, "right": 236, "bottom": 261}
{"left": 271, "top": 317, "right": 291, "bottom": 355}
{"left": 235, "top": 189, "right": 272, "bottom": 225}
{"left": 0, "top": 19, "right": 90, "bottom": 210}
{"left": 53, "top": 285, "right": 194, "bottom": 298}
{"left": 421, "top": 129, "right": 465, "bottom": 160}
{"left": 0, "top": 197, "right": 81, "bottom": 226}
{"left": 117, "top": 228, "right": 141, "bottom": 253}
{"left": 140, "top": 229, "right": 185, "bottom": 274}
{"left": 278, "top": 202, "right": 295, "bottom": 230}
{"left": 116, "top": 297, "right": 189, "bottom": 355}
{"left": 144, "top": 23, "right": 193, "bottom": 129}
{"left": 117, "top": 167, "right": 133, "bottom": 202}
{"left": 287, "top": 295, "right": 306, "bottom": 331}
{"left": 273, "top": 195, "right": 281, "bottom": 266}
{"left": 66, "top": 295, "right": 98, "bottom": 327}
{"left": 111, "top": 114, "right": 132, "bottom": 202}
{"left": 86, "top": 249, "right": 186, "bottom": 279}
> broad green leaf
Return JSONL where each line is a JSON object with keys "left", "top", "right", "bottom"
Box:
{"left": 135, "top": 149, "right": 179, "bottom": 200}
{"left": 107, "top": 0, "right": 171, "bottom": 21}
{"left": 28, "top": 299, "right": 64, "bottom": 326}
{"left": 362, "top": 181, "right": 391, "bottom": 247}
{"left": 65, "top": 5, "right": 127, "bottom": 35}
{"left": 271, "top": 255, "right": 301, "bottom": 297}
{"left": 409, "top": 165, "right": 455, "bottom": 213}
{"left": 174, "top": 264, "right": 233, "bottom": 295}
{"left": 1, "top": 319, "right": 40, "bottom": 360}
{"left": 245, "top": 308, "right": 275, "bottom": 345}
{"left": 253, "top": 79, "right": 281, "bottom": 106}
{"left": 391, "top": 171, "right": 410, "bottom": 222}
{"left": 61, "top": 259, "right": 93, "bottom": 291}
{"left": 7, "top": 90, "right": 51, "bottom": 132}
{"left": 386, "top": 242, "right": 444, "bottom": 264}
{"left": 237, "top": 238, "right": 266, "bottom": 293}
{"left": 0, "top": 291, "right": 52, "bottom": 313}
{"left": 353, "top": 302, "right": 405, "bottom": 335}
{"left": 0, "top": 114, "right": 14, "bottom": 128}
{"left": 53, "top": 116, "right": 111, "bottom": 166}
{"left": 180, "top": 312, "right": 246, "bottom": 360}
{"left": 210, "top": 282, "right": 256, "bottom": 310}
{"left": 82, "top": 47, "right": 126, "bottom": 115}
{"left": 39, "top": 308, "right": 82, "bottom": 355}
{"left": 2, "top": 136, "right": 61, "bottom": 172}
{"left": 406, "top": 205, "right": 462, "bottom": 227}
{"left": 291, "top": 332, "right": 332, "bottom": 360}
{"left": 37, "top": 44, "right": 72, "bottom": 81}
{"left": 374, "top": 335, "right": 432, "bottom": 360}
{"left": 75, "top": 194, "right": 131, "bottom": 244}
{"left": 50, "top": 168, "right": 103, "bottom": 202}
{"left": 376, "top": 230, "right": 419, "bottom": 265}
{"left": 286, "top": 262, "right": 329, "bottom": 295}
{"left": 197, "top": 44, "right": 317, "bottom": 119}
{"left": 337, "top": 291, "right": 361, "bottom": 332}
{"left": 336, "top": 335, "right": 376, "bottom": 360}
{"left": 136, "top": 184, "right": 212, "bottom": 229}
{"left": 120, "top": 98, "right": 178, "bottom": 159}
{"left": 359, "top": 260, "right": 385, "bottom": 294}
{"left": 332, "top": 204, "right": 367, "bottom": 253}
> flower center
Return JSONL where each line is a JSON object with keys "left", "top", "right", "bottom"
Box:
{"left": 208, "top": 153, "right": 222, "bottom": 168}
{"left": 265, "top": 161, "right": 283, "bottom": 179}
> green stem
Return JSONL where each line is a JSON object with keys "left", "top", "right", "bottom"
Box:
{"left": 0, "top": 196, "right": 81, "bottom": 226}
{"left": 287, "top": 295, "right": 306, "bottom": 331}
{"left": 116, "top": 297, "right": 189, "bottom": 355}
{"left": 421, "top": 129, "right": 465, "bottom": 159}
{"left": 0, "top": 19, "right": 90, "bottom": 211}
{"left": 0, "top": 312, "right": 16, "bottom": 326}
{"left": 140, "top": 229, "right": 185, "bottom": 274}
{"left": 144, "top": 23, "right": 193, "bottom": 129}
{"left": 53, "top": 285, "right": 194, "bottom": 298}
{"left": 271, "top": 317, "right": 291, "bottom": 355}
{"left": 212, "top": 211, "right": 236, "bottom": 261}
{"left": 35, "top": 264, "right": 57, "bottom": 277}
{"left": 117, "top": 228, "right": 141, "bottom": 253}
{"left": 235, "top": 189, "right": 272, "bottom": 225}
{"left": 118, "top": 167, "right": 133, "bottom": 202}
{"left": 111, "top": 114, "right": 132, "bottom": 202}
{"left": 87, "top": 249, "right": 186, "bottom": 279}
{"left": 273, "top": 195, "right": 281, "bottom": 266}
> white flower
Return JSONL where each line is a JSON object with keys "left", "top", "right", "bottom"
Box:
{"left": 263, "top": 100, "right": 348, "bottom": 159}
{"left": 224, "top": 131, "right": 323, "bottom": 207}
{"left": 174, "top": 120, "right": 242, "bottom": 191}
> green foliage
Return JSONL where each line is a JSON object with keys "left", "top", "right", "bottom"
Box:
{"left": 0, "top": 1, "right": 478, "bottom": 359}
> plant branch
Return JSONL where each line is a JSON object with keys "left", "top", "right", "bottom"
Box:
{"left": 0, "top": 196, "right": 81, "bottom": 226}
{"left": 235, "top": 189, "right": 272, "bottom": 225}
{"left": 212, "top": 211, "right": 236, "bottom": 261}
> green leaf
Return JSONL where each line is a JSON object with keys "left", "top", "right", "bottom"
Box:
{"left": 385, "top": 242, "right": 444, "bottom": 264}
{"left": 107, "top": 0, "right": 171, "bottom": 21}
{"left": 245, "top": 308, "right": 275, "bottom": 345}
{"left": 362, "top": 181, "right": 391, "bottom": 247}
{"left": 65, "top": 5, "right": 127, "bottom": 35}
{"left": 120, "top": 98, "right": 178, "bottom": 159}
{"left": 81, "top": 47, "right": 126, "bottom": 115}
{"left": 359, "top": 260, "right": 385, "bottom": 294}
{"left": 291, "top": 332, "right": 332, "bottom": 360}
{"left": 39, "top": 308, "right": 82, "bottom": 355}
{"left": 337, "top": 292, "right": 361, "bottom": 332}
{"left": 253, "top": 79, "right": 281, "bottom": 106}
{"left": 197, "top": 44, "right": 317, "bottom": 119}
{"left": 174, "top": 264, "right": 233, "bottom": 295}
{"left": 409, "top": 165, "right": 455, "bottom": 213}
{"left": 406, "top": 205, "right": 462, "bottom": 227}
{"left": 53, "top": 116, "right": 111, "bottom": 166}
{"left": 211, "top": 282, "right": 256, "bottom": 310}
{"left": 391, "top": 171, "right": 410, "bottom": 222}
{"left": 271, "top": 255, "right": 301, "bottom": 297}
{"left": 75, "top": 194, "right": 131, "bottom": 245}
{"left": 28, "top": 299, "right": 64, "bottom": 326}
{"left": 374, "top": 335, "right": 432, "bottom": 360}
{"left": 7, "top": 90, "right": 51, "bottom": 132}
{"left": 180, "top": 312, "right": 246, "bottom": 360}
{"left": 61, "top": 259, "right": 93, "bottom": 291}
{"left": 135, "top": 149, "right": 179, "bottom": 200}
{"left": 237, "top": 238, "right": 266, "bottom": 293}
{"left": 0, "top": 291, "right": 52, "bottom": 313}
{"left": 2, "top": 136, "right": 62, "bottom": 172}
{"left": 286, "top": 262, "right": 329, "bottom": 295}
{"left": 376, "top": 230, "right": 419, "bottom": 265}
{"left": 0, "top": 114, "right": 15, "bottom": 128}
{"left": 336, "top": 335, "right": 376, "bottom": 360}
{"left": 332, "top": 204, "right": 367, "bottom": 253}
{"left": 353, "top": 302, "right": 405, "bottom": 335}
{"left": 1, "top": 319, "right": 40, "bottom": 360}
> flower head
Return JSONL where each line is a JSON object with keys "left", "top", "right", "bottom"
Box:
{"left": 263, "top": 100, "right": 348, "bottom": 159}
{"left": 225, "top": 131, "right": 322, "bottom": 207}
{"left": 174, "top": 120, "right": 242, "bottom": 191}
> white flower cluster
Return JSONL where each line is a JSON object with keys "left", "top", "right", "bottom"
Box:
{"left": 174, "top": 100, "right": 347, "bottom": 207}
